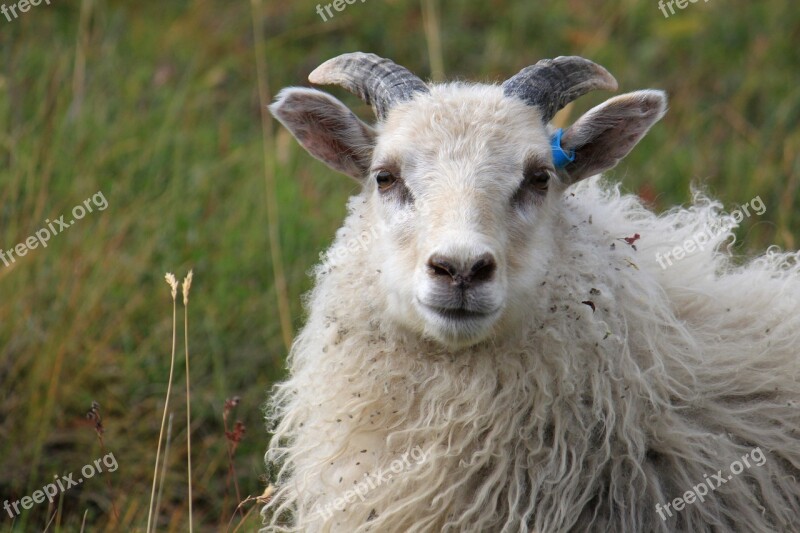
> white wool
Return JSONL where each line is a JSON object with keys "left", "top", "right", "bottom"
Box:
{"left": 262, "top": 176, "right": 800, "bottom": 532}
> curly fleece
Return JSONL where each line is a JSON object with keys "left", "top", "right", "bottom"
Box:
{"left": 263, "top": 178, "right": 800, "bottom": 532}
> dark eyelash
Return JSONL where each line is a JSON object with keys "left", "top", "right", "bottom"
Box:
{"left": 511, "top": 167, "right": 552, "bottom": 207}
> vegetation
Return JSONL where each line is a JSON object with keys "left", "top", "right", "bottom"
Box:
{"left": 0, "top": 0, "right": 796, "bottom": 530}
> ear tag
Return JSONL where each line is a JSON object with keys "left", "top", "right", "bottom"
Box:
{"left": 550, "top": 128, "right": 576, "bottom": 169}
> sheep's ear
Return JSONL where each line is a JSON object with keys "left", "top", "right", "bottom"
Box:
{"left": 558, "top": 90, "right": 667, "bottom": 184}
{"left": 269, "top": 87, "right": 376, "bottom": 180}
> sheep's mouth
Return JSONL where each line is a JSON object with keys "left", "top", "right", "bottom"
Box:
{"left": 414, "top": 298, "right": 502, "bottom": 346}
{"left": 420, "top": 301, "right": 500, "bottom": 323}
{"left": 427, "top": 306, "right": 493, "bottom": 320}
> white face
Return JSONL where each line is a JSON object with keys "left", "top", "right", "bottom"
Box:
{"left": 368, "top": 86, "right": 560, "bottom": 348}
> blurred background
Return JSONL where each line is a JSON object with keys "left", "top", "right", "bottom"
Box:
{"left": 0, "top": 0, "right": 797, "bottom": 530}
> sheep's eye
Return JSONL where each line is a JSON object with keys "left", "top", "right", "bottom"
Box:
{"left": 512, "top": 165, "right": 553, "bottom": 208}
{"left": 375, "top": 170, "right": 398, "bottom": 191}
{"left": 524, "top": 167, "right": 550, "bottom": 192}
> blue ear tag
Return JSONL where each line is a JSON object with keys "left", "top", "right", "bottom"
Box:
{"left": 550, "top": 128, "right": 575, "bottom": 169}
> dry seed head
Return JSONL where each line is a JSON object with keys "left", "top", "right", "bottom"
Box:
{"left": 182, "top": 269, "right": 194, "bottom": 306}
{"left": 258, "top": 484, "right": 276, "bottom": 504}
{"left": 165, "top": 273, "right": 178, "bottom": 300}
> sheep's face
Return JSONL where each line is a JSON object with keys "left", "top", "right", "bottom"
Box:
{"left": 270, "top": 53, "right": 667, "bottom": 349}
{"left": 370, "top": 86, "right": 557, "bottom": 347}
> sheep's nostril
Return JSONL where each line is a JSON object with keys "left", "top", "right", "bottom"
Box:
{"left": 470, "top": 253, "right": 497, "bottom": 282}
{"left": 427, "top": 253, "right": 497, "bottom": 286}
{"left": 427, "top": 256, "right": 457, "bottom": 279}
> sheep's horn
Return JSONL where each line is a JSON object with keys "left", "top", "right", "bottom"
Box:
{"left": 309, "top": 52, "right": 429, "bottom": 121}
{"left": 502, "top": 56, "right": 618, "bottom": 123}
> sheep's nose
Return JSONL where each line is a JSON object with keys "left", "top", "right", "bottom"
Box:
{"left": 426, "top": 252, "right": 497, "bottom": 289}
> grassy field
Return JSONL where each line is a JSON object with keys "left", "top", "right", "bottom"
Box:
{"left": 0, "top": 0, "right": 797, "bottom": 530}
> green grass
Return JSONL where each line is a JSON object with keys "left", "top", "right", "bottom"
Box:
{"left": 0, "top": 0, "right": 797, "bottom": 530}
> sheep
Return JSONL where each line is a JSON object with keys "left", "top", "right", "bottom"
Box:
{"left": 263, "top": 52, "right": 800, "bottom": 532}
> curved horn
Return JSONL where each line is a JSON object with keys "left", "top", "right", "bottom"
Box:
{"left": 308, "top": 52, "right": 429, "bottom": 121}
{"left": 502, "top": 56, "right": 618, "bottom": 123}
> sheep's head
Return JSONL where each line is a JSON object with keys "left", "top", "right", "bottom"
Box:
{"left": 270, "top": 53, "right": 666, "bottom": 348}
